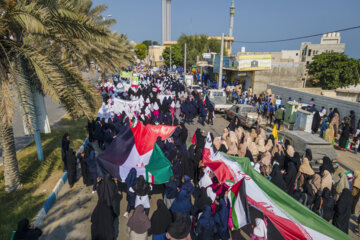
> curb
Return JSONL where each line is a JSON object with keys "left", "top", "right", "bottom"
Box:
{"left": 32, "top": 137, "right": 89, "bottom": 227}
{"left": 33, "top": 172, "right": 68, "bottom": 227}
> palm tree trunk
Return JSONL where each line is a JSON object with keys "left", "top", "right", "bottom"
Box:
{"left": 0, "top": 124, "right": 22, "bottom": 191}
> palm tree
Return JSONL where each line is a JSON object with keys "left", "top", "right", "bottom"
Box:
{"left": 0, "top": 0, "right": 134, "bottom": 191}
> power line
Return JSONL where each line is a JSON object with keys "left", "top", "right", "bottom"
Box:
{"left": 233, "top": 25, "right": 360, "bottom": 44}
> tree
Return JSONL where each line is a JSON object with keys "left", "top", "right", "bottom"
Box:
{"left": 0, "top": 0, "right": 134, "bottom": 191}
{"left": 176, "top": 34, "right": 226, "bottom": 68}
{"left": 142, "top": 40, "right": 159, "bottom": 48}
{"left": 162, "top": 45, "right": 183, "bottom": 67}
{"left": 135, "top": 43, "right": 147, "bottom": 60}
{"left": 309, "top": 53, "right": 360, "bottom": 89}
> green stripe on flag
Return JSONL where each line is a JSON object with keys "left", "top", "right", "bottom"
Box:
{"left": 230, "top": 192, "right": 240, "bottom": 229}
{"left": 228, "top": 156, "right": 352, "bottom": 240}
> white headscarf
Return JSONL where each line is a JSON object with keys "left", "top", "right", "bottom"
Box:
{"left": 175, "top": 101, "right": 181, "bottom": 108}
{"left": 253, "top": 218, "right": 267, "bottom": 238}
{"left": 170, "top": 101, "right": 175, "bottom": 108}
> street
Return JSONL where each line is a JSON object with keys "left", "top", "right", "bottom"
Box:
{"left": 38, "top": 114, "right": 360, "bottom": 240}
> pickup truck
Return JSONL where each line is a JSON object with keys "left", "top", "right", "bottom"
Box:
{"left": 207, "top": 89, "right": 232, "bottom": 112}
{"left": 224, "top": 104, "right": 264, "bottom": 128}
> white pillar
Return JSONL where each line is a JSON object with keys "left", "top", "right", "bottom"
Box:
{"left": 218, "top": 33, "right": 224, "bottom": 90}
{"left": 166, "top": 0, "right": 171, "bottom": 41}
{"left": 162, "top": 0, "right": 166, "bottom": 43}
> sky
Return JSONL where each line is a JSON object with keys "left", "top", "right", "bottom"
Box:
{"left": 97, "top": 0, "right": 360, "bottom": 59}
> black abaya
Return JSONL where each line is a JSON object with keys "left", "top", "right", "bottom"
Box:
{"left": 333, "top": 188, "right": 352, "bottom": 233}
{"left": 66, "top": 149, "right": 77, "bottom": 187}
{"left": 338, "top": 124, "right": 350, "bottom": 148}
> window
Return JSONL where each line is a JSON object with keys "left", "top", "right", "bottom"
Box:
{"left": 308, "top": 49, "right": 311, "bottom": 56}
{"left": 159, "top": 56, "right": 163, "bottom": 60}
{"left": 296, "top": 53, "right": 298, "bottom": 56}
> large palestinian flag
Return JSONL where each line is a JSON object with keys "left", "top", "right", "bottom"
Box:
{"left": 145, "top": 143, "right": 173, "bottom": 184}
{"left": 202, "top": 133, "right": 351, "bottom": 240}
{"left": 98, "top": 121, "right": 176, "bottom": 180}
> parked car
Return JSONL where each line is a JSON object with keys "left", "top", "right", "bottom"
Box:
{"left": 188, "top": 85, "right": 203, "bottom": 94}
{"left": 224, "top": 104, "right": 263, "bottom": 128}
{"left": 207, "top": 89, "right": 232, "bottom": 112}
{"left": 277, "top": 130, "right": 338, "bottom": 171}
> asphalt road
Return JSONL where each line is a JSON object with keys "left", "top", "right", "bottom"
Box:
{"left": 38, "top": 115, "right": 360, "bottom": 240}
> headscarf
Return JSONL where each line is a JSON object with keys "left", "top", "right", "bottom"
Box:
{"left": 150, "top": 200, "right": 172, "bottom": 235}
{"left": 196, "top": 187, "right": 212, "bottom": 211}
{"left": 257, "top": 138, "right": 266, "bottom": 153}
{"left": 260, "top": 151, "right": 271, "bottom": 166}
{"left": 180, "top": 175, "right": 194, "bottom": 198}
{"left": 336, "top": 172, "right": 349, "bottom": 196}
{"left": 320, "top": 157, "right": 335, "bottom": 174}
{"left": 62, "top": 133, "right": 70, "bottom": 152}
{"left": 132, "top": 175, "right": 150, "bottom": 196}
{"left": 167, "top": 212, "right": 191, "bottom": 239}
{"left": 286, "top": 145, "right": 295, "bottom": 158}
{"left": 320, "top": 170, "right": 333, "bottom": 191}
{"left": 305, "top": 149, "right": 312, "bottom": 162}
{"left": 198, "top": 205, "right": 216, "bottom": 230}
{"left": 353, "top": 170, "right": 360, "bottom": 189}
{"left": 127, "top": 205, "right": 151, "bottom": 234}
{"left": 170, "top": 190, "right": 192, "bottom": 215}
{"left": 299, "top": 157, "right": 315, "bottom": 176}
{"left": 253, "top": 218, "right": 267, "bottom": 238}
{"left": 311, "top": 174, "right": 322, "bottom": 194}
{"left": 97, "top": 174, "right": 116, "bottom": 208}
{"left": 125, "top": 168, "right": 138, "bottom": 190}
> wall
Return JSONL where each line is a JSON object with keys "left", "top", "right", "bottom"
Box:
{"left": 252, "top": 63, "right": 303, "bottom": 94}
{"left": 281, "top": 50, "right": 300, "bottom": 63}
{"left": 268, "top": 84, "right": 360, "bottom": 124}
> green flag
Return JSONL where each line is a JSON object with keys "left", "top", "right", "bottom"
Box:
{"left": 145, "top": 143, "right": 173, "bottom": 184}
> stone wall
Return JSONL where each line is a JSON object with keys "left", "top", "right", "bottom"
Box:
{"left": 268, "top": 84, "right": 360, "bottom": 124}
{"left": 253, "top": 63, "right": 303, "bottom": 94}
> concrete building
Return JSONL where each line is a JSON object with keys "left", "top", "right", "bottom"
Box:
{"left": 300, "top": 32, "right": 345, "bottom": 85}
{"left": 162, "top": 0, "right": 171, "bottom": 43}
{"left": 148, "top": 45, "right": 166, "bottom": 66}
{"left": 234, "top": 51, "right": 304, "bottom": 94}
{"left": 208, "top": 36, "right": 234, "bottom": 55}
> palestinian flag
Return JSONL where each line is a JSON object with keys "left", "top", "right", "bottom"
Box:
{"left": 145, "top": 143, "right": 173, "bottom": 184}
{"left": 203, "top": 132, "right": 352, "bottom": 240}
{"left": 228, "top": 178, "right": 251, "bottom": 229}
{"left": 98, "top": 121, "right": 176, "bottom": 180}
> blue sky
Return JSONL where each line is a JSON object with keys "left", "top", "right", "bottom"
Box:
{"left": 97, "top": 0, "right": 360, "bottom": 59}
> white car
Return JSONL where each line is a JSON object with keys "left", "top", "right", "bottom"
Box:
{"left": 188, "top": 85, "right": 203, "bottom": 94}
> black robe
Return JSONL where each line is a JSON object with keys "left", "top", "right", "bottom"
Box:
{"left": 338, "top": 124, "right": 350, "bottom": 148}
{"left": 311, "top": 111, "right": 321, "bottom": 133}
{"left": 270, "top": 164, "right": 286, "bottom": 191}
{"left": 333, "top": 188, "right": 352, "bottom": 233}
{"left": 149, "top": 200, "right": 172, "bottom": 235}
{"left": 66, "top": 149, "right": 77, "bottom": 187}
{"left": 284, "top": 162, "right": 297, "bottom": 196}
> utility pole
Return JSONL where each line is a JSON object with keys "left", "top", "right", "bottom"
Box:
{"left": 170, "top": 47, "right": 172, "bottom": 70}
{"left": 184, "top": 43, "right": 187, "bottom": 75}
{"left": 218, "top": 33, "right": 224, "bottom": 90}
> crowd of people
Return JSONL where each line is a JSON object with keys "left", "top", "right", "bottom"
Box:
{"left": 15, "top": 65, "right": 359, "bottom": 240}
